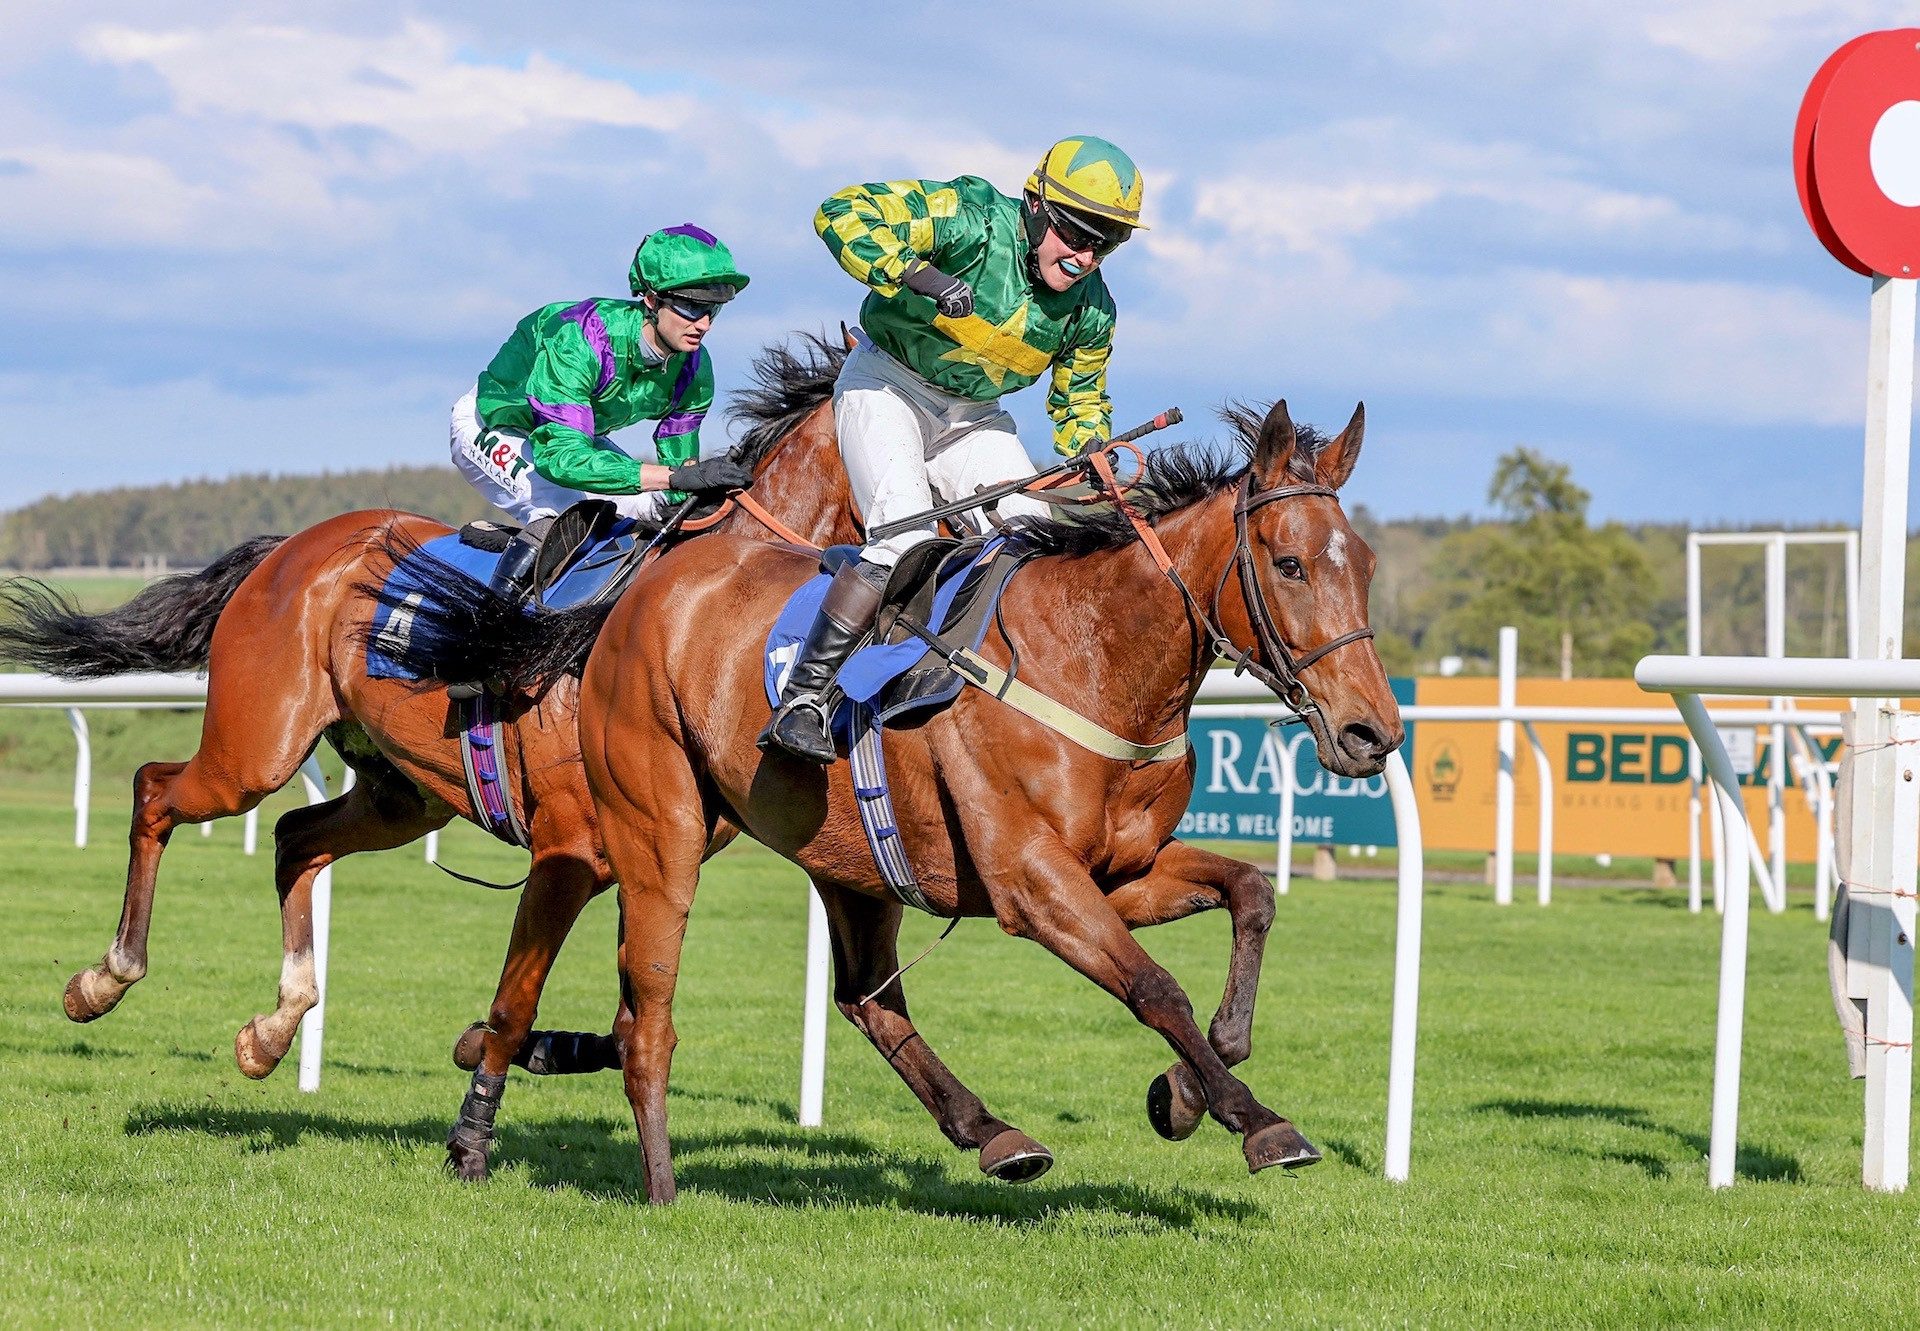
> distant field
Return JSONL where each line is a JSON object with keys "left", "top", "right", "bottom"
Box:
{"left": 0, "top": 773, "right": 1911, "bottom": 1327}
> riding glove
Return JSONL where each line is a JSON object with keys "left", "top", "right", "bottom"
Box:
{"left": 666, "top": 457, "right": 753, "bottom": 494}
{"left": 901, "top": 260, "right": 974, "bottom": 318}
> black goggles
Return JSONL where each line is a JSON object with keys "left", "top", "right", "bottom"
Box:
{"left": 1041, "top": 200, "right": 1128, "bottom": 258}
{"left": 661, "top": 293, "right": 726, "bottom": 322}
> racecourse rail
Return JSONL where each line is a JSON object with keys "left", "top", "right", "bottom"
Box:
{"left": 0, "top": 666, "right": 1894, "bottom": 1190}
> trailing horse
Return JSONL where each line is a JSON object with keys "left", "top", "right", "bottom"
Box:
{"left": 463, "top": 396, "right": 1402, "bottom": 1201}
{"left": 0, "top": 334, "right": 860, "bottom": 1098}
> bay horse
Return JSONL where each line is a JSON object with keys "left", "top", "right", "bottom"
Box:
{"left": 555, "top": 398, "right": 1401, "bottom": 1202}
{"left": 0, "top": 336, "right": 860, "bottom": 1100}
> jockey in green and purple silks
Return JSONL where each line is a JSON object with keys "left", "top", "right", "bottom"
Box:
{"left": 449, "top": 223, "right": 753, "bottom": 603}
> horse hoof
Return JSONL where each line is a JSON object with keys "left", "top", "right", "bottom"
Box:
{"left": 452, "top": 1021, "right": 487, "bottom": 1072}
{"left": 1243, "top": 1120, "right": 1322, "bottom": 1174}
{"left": 1147, "top": 1063, "right": 1207, "bottom": 1141}
{"left": 447, "top": 1140, "right": 491, "bottom": 1183}
{"left": 233, "top": 1019, "right": 282, "bottom": 1080}
{"left": 62, "top": 971, "right": 111, "bottom": 1023}
{"left": 979, "top": 1129, "right": 1053, "bottom": 1184}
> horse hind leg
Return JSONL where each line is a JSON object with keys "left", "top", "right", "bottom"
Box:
{"left": 65, "top": 744, "right": 301, "bottom": 1022}
{"left": 234, "top": 772, "right": 447, "bottom": 1078}
{"left": 816, "top": 883, "right": 1050, "bottom": 1183}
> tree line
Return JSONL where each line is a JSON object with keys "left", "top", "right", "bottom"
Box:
{"left": 2, "top": 451, "right": 1899, "bottom": 677}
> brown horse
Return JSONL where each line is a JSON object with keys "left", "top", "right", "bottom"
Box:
{"left": 0, "top": 337, "right": 860, "bottom": 1110}
{"left": 555, "top": 398, "right": 1402, "bottom": 1203}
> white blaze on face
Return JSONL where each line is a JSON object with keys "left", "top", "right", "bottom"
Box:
{"left": 1322, "top": 530, "right": 1349, "bottom": 570}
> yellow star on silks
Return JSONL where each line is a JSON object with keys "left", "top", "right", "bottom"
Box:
{"left": 933, "top": 301, "right": 1054, "bottom": 388}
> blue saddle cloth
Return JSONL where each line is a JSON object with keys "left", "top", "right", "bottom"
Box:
{"left": 763, "top": 539, "right": 1009, "bottom": 741}
{"left": 366, "top": 522, "right": 641, "bottom": 680}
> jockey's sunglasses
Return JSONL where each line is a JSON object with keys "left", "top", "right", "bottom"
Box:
{"left": 661, "top": 294, "right": 725, "bottom": 323}
{"left": 1042, "top": 200, "right": 1128, "bottom": 259}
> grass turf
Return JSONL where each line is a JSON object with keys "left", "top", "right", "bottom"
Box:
{"left": 0, "top": 774, "right": 1914, "bottom": 1327}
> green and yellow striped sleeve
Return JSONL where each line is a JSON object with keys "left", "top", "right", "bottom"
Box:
{"left": 1047, "top": 332, "right": 1113, "bottom": 457}
{"left": 814, "top": 178, "right": 948, "bottom": 296}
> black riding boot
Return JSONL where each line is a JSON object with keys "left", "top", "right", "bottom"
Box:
{"left": 486, "top": 517, "right": 552, "bottom": 607}
{"left": 448, "top": 518, "right": 550, "bottom": 699}
{"left": 757, "top": 559, "right": 889, "bottom": 764}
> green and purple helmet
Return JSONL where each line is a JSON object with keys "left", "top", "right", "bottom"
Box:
{"left": 628, "top": 223, "right": 751, "bottom": 305}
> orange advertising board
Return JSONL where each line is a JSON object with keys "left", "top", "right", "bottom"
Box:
{"left": 1413, "top": 677, "right": 1842, "bottom": 861}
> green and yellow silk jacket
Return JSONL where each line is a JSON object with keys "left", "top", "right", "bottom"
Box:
{"left": 475, "top": 298, "right": 711, "bottom": 494}
{"left": 815, "top": 175, "right": 1115, "bottom": 456}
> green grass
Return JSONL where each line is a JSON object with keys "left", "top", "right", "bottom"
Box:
{"left": 1, "top": 773, "right": 1915, "bottom": 1327}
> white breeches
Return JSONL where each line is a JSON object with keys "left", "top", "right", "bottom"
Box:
{"left": 448, "top": 388, "right": 670, "bottom": 524}
{"left": 833, "top": 338, "right": 1051, "bottom": 566}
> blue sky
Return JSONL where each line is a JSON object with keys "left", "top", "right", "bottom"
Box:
{"left": 1, "top": 1, "right": 1913, "bottom": 524}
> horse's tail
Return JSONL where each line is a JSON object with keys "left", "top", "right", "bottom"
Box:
{"left": 0, "top": 535, "right": 287, "bottom": 678}
{"left": 357, "top": 531, "right": 616, "bottom": 695}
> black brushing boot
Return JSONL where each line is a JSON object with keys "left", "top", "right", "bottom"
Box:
{"left": 758, "top": 559, "right": 889, "bottom": 764}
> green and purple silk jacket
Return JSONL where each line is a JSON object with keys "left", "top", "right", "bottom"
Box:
{"left": 475, "top": 297, "right": 711, "bottom": 495}
{"left": 815, "top": 174, "right": 1115, "bottom": 456}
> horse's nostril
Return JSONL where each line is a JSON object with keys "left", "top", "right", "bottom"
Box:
{"left": 1341, "top": 721, "right": 1387, "bottom": 759}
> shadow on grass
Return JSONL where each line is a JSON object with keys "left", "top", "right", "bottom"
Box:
{"left": 123, "top": 1103, "right": 1262, "bottom": 1229}
{"left": 1475, "top": 1097, "right": 1803, "bottom": 1183}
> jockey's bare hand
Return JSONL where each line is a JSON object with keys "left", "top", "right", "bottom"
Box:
{"left": 901, "top": 260, "right": 974, "bottom": 318}
{"left": 667, "top": 456, "right": 753, "bottom": 494}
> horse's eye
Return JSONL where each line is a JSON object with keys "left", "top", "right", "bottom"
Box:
{"left": 1276, "top": 556, "right": 1305, "bottom": 581}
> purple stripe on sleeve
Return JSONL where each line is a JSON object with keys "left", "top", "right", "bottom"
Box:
{"left": 653, "top": 410, "right": 705, "bottom": 439}
{"left": 559, "top": 298, "right": 616, "bottom": 395}
{"left": 661, "top": 222, "right": 718, "bottom": 247}
{"left": 528, "top": 397, "right": 595, "bottom": 437}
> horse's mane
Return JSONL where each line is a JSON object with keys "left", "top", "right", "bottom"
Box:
{"left": 1007, "top": 402, "right": 1330, "bottom": 557}
{"left": 628, "top": 331, "right": 849, "bottom": 539}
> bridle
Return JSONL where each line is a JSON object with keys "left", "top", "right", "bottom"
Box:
{"left": 1219, "top": 477, "right": 1377, "bottom": 719}
{"left": 1083, "top": 449, "right": 1375, "bottom": 731}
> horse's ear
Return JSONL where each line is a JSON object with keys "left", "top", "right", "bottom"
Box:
{"left": 1252, "top": 399, "right": 1298, "bottom": 482}
{"left": 840, "top": 322, "right": 857, "bottom": 352}
{"left": 1315, "top": 402, "right": 1365, "bottom": 491}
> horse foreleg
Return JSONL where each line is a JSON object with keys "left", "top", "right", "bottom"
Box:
{"left": 234, "top": 775, "right": 447, "bottom": 1079}
{"left": 1105, "top": 840, "right": 1275, "bottom": 1142}
{"left": 447, "top": 853, "right": 602, "bottom": 1182}
{"left": 816, "top": 883, "right": 1052, "bottom": 1183}
{"left": 993, "top": 839, "right": 1318, "bottom": 1174}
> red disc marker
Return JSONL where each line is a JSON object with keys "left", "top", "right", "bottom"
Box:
{"left": 1795, "top": 33, "right": 1878, "bottom": 275}
{"left": 1808, "top": 29, "right": 1920, "bottom": 277}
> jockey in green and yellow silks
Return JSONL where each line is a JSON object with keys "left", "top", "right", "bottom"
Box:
{"left": 449, "top": 224, "right": 753, "bottom": 604}
{"left": 761, "top": 136, "right": 1148, "bottom": 765}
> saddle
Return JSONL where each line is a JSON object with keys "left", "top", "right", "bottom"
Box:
{"left": 830, "top": 535, "right": 1039, "bottom": 722}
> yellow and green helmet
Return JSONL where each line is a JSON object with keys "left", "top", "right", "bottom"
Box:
{"left": 1024, "top": 135, "right": 1148, "bottom": 231}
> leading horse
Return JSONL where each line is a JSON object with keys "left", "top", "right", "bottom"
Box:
{"left": 0, "top": 336, "right": 860, "bottom": 1096}
{"left": 554, "top": 397, "right": 1402, "bottom": 1202}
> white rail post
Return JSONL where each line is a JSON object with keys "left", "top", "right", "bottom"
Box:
{"left": 1673, "top": 692, "right": 1753, "bottom": 1189}
{"left": 1863, "top": 711, "right": 1918, "bottom": 1190}
{"left": 1765, "top": 535, "right": 1789, "bottom": 899}
{"left": 295, "top": 757, "right": 334, "bottom": 1094}
{"left": 1494, "top": 627, "right": 1517, "bottom": 905}
{"left": 1275, "top": 730, "right": 1296, "bottom": 896}
{"left": 424, "top": 829, "right": 439, "bottom": 865}
{"left": 243, "top": 808, "right": 258, "bottom": 857}
{"left": 1522, "top": 721, "right": 1553, "bottom": 905}
{"left": 1709, "top": 783, "right": 1726, "bottom": 914}
{"left": 798, "top": 880, "right": 830, "bottom": 1127}
{"left": 65, "top": 707, "right": 90, "bottom": 849}
{"left": 1855, "top": 272, "right": 1916, "bottom": 1191}
{"left": 1687, "top": 536, "right": 1704, "bottom": 912}
{"left": 1382, "top": 749, "right": 1423, "bottom": 1183}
